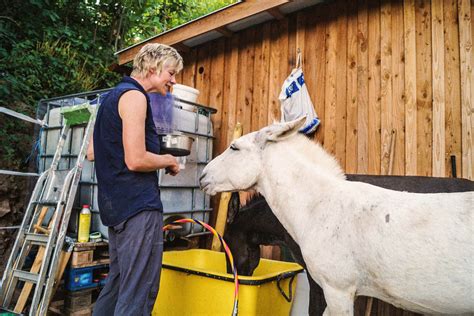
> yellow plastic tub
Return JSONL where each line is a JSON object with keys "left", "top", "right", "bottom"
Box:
{"left": 153, "top": 249, "right": 303, "bottom": 316}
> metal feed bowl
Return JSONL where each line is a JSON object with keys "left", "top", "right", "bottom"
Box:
{"left": 160, "top": 134, "right": 194, "bottom": 157}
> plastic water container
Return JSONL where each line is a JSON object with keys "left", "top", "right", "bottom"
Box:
{"left": 41, "top": 94, "right": 215, "bottom": 240}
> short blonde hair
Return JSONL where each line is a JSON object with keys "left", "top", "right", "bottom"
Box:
{"left": 131, "top": 43, "right": 183, "bottom": 78}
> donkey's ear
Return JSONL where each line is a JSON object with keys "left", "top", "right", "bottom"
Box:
{"left": 227, "top": 192, "right": 241, "bottom": 224}
{"left": 262, "top": 116, "right": 306, "bottom": 142}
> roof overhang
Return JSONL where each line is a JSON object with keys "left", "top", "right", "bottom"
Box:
{"left": 116, "top": 0, "right": 325, "bottom": 65}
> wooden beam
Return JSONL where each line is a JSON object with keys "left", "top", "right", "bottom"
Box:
{"left": 267, "top": 8, "right": 285, "bottom": 20}
{"left": 117, "top": 0, "right": 291, "bottom": 65}
{"left": 215, "top": 26, "right": 233, "bottom": 38}
{"left": 172, "top": 42, "right": 190, "bottom": 53}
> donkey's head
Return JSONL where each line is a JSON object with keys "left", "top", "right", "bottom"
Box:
{"left": 224, "top": 193, "right": 261, "bottom": 275}
{"left": 200, "top": 117, "right": 306, "bottom": 195}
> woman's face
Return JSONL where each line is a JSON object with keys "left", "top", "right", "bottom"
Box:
{"left": 150, "top": 64, "right": 177, "bottom": 96}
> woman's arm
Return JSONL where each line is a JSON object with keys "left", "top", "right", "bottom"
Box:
{"left": 119, "top": 90, "right": 179, "bottom": 174}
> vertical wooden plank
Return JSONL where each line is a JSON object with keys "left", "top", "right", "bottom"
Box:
{"left": 404, "top": 0, "right": 417, "bottom": 175}
{"left": 195, "top": 44, "right": 211, "bottom": 105}
{"left": 324, "top": 4, "right": 339, "bottom": 156}
{"left": 306, "top": 4, "right": 327, "bottom": 145}
{"left": 346, "top": 0, "right": 359, "bottom": 174}
{"left": 368, "top": 0, "right": 382, "bottom": 174}
{"left": 392, "top": 1, "right": 406, "bottom": 175}
{"left": 280, "top": 18, "right": 290, "bottom": 118}
{"left": 357, "top": 0, "right": 369, "bottom": 174}
{"left": 257, "top": 23, "right": 272, "bottom": 130}
{"left": 208, "top": 38, "right": 226, "bottom": 156}
{"left": 416, "top": 0, "right": 433, "bottom": 176}
{"left": 377, "top": 297, "right": 385, "bottom": 315}
{"left": 245, "top": 28, "right": 255, "bottom": 132}
{"left": 176, "top": 65, "right": 183, "bottom": 84}
{"left": 296, "top": 11, "right": 307, "bottom": 67}
{"left": 336, "top": 0, "right": 348, "bottom": 168}
{"left": 223, "top": 36, "right": 240, "bottom": 147}
{"left": 236, "top": 28, "right": 255, "bottom": 135}
{"left": 431, "top": 1, "right": 446, "bottom": 176}
{"left": 458, "top": 0, "right": 474, "bottom": 180}
{"left": 288, "top": 14, "right": 298, "bottom": 70}
{"left": 444, "top": 0, "right": 461, "bottom": 178}
{"left": 252, "top": 27, "right": 264, "bottom": 133}
{"left": 268, "top": 21, "right": 282, "bottom": 124}
{"left": 380, "top": 0, "right": 393, "bottom": 175}
{"left": 181, "top": 49, "right": 197, "bottom": 88}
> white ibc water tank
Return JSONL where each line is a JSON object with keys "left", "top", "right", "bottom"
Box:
{"left": 40, "top": 95, "right": 215, "bottom": 240}
{"left": 158, "top": 105, "right": 214, "bottom": 237}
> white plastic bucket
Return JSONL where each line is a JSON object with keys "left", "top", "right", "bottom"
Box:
{"left": 172, "top": 84, "right": 200, "bottom": 103}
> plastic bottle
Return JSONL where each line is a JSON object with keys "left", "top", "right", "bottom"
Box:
{"left": 78, "top": 205, "right": 91, "bottom": 243}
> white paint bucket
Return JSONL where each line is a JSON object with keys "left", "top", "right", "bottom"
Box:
{"left": 172, "top": 84, "right": 200, "bottom": 103}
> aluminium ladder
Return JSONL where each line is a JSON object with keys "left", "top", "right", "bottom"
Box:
{"left": 0, "top": 103, "right": 97, "bottom": 315}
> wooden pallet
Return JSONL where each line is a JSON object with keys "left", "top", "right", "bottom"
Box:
{"left": 64, "top": 289, "right": 93, "bottom": 311}
{"left": 48, "top": 300, "right": 93, "bottom": 316}
{"left": 49, "top": 288, "right": 96, "bottom": 316}
{"left": 70, "top": 241, "right": 109, "bottom": 269}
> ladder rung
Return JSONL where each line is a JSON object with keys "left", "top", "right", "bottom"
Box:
{"left": 25, "top": 233, "right": 49, "bottom": 244}
{"left": 13, "top": 270, "right": 39, "bottom": 283}
{"left": 32, "top": 200, "right": 60, "bottom": 207}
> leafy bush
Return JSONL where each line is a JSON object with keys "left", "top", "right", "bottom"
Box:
{"left": 0, "top": 0, "right": 236, "bottom": 170}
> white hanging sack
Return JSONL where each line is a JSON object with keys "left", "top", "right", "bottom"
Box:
{"left": 279, "top": 53, "right": 320, "bottom": 134}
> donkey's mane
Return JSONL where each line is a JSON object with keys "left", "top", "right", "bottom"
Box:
{"left": 278, "top": 133, "right": 346, "bottom": 180}
{"left": 239, "top": 133, "right": 345, "bottom": 211}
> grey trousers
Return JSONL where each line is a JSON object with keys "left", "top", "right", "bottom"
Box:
{"left": 92, "top": 210, "right": 163, "bottom": 316}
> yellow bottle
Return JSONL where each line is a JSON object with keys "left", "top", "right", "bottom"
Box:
{"left": 78, "top": 204, "right": 91, "bottom": 243}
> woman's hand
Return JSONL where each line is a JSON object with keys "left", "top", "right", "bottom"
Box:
{"left": 164, "top": 154, "right": 180, "bottom": 176}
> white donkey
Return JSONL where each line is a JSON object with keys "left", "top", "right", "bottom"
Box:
{"left": 200, "top": 117, "right": 474, "bottom": 315}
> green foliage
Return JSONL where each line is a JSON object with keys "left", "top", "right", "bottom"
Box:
{"left": 124, "top": 0, "right": 237, "bottom": 45}
{"left": 0, "top": 0, "right": 236, "bottom": 170}
{"left": 0, "top": 0, "right": 121, "bottom": 169}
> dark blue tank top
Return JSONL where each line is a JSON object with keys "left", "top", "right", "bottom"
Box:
{"left": 94, "top": 76, "right": 163, "bottom": 227}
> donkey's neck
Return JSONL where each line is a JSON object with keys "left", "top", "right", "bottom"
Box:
{"left": 256, "top": 138, "right": 346, "bottom": 242}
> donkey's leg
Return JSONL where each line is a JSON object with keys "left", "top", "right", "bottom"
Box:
{"left": 321, "top": 285, "right": 355, "bottom": 316}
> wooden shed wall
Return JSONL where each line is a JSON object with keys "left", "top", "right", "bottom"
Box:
{"left": 176, "top": 0, "right": 473, "bottom": 180}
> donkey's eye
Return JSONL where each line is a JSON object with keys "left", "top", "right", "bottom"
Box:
{"left": 230, "top": 144, "right": 239, "bottom": 151}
